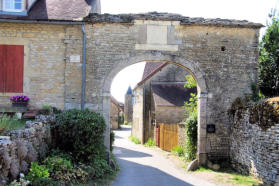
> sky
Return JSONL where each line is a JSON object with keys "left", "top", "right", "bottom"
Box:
{"left": 106, "top": 0, "right": 279, "bottom": 103}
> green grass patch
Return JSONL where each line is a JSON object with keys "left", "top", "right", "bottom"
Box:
{"left": 195, "top": 166, "right": 262, "bottom": 186}
{"left": 129, "top": 135, "right": 141, "bottom": 144}
{"left": 171, "top": 146, "right": 185, "bottom": 157}
{"left": 144, "top": 138, "right": 155, "bottom": 147}
{"left": 0, "top": 115, "right": 26, "bottom": 135}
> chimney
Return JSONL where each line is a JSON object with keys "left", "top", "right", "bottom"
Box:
{"left": 90, "top": 0, "right": 101, "bottom": 14}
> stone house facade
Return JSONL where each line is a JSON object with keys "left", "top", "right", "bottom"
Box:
{"left": 0, "top": 0, "right": 263, "bottom": 166}
{"left": 110, "top": 96, "right": 122, "bottom": 130}
{"left": 132, "top": 62, "right": 196, "bottom": 143}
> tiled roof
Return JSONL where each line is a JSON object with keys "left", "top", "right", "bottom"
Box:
{"left": 0, "top": 0, "right": 94, "bottom": 21}
{"left": 152, "top": 84, "right": 196, "bottom": 107}
{"left": 142, "top": 62, "right": 166, "bottom": 80}
{"left": 135, "top": 62, "right": 168, "bottom": 88}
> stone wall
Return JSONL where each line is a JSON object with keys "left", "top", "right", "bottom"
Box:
{"left": 155, "top": 106, "right": 185, "bottom": 124}
{"left": 229, "top": 99, "right": 279, "bottom": 185}
{"left": 178, "top": 123, "right": 186, "bottom": 147}
{"left": 0, "top": 120, "right": 52, "bottom": 184}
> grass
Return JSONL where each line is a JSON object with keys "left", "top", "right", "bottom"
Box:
{"left": 144, "top": 138, "right": 156, "bottom": 147}
{"left": 0, "top": 115, "right": 26, "bottom": 135}
{"left": 195, "top": 167, "right": 263, "bottom": 186}
{"left": 129, "top": 135, "right": 141, "bottom": 144}
{"left": 171, "top": 146, "right": 185, "bottom": 157}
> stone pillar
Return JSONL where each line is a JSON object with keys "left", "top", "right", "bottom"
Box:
{"left": 102, "top": 91, "right": 111, "bottom": 150}
{"left": 197, "top": 92, "right": 208, "bottom": 165}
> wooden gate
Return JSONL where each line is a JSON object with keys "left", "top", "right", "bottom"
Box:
{"left": 159, "top": 124, "right": 178, "bottom": 152}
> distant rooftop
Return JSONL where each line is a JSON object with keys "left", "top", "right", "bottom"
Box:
{"left": 126, "top": 86, "right": 133, "bottom": 95}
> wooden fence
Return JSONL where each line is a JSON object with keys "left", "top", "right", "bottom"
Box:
{"left": 159, "top": 123, "right": 178, "bottom": 152}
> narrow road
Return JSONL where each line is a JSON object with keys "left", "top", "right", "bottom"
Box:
{"left": 112, "top": 125, "right": 215, "bottom": 186}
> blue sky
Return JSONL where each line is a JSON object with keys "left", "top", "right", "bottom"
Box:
{"left": 104, "top": 0, "right": 279, "bottom": 103}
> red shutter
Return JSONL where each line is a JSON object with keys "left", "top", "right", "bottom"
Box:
{"left": 0, "top": 45, "right": 5, "bottom": 92}
{"left": 0, "top": 45, "right": 24, "bottom": 93}
{"left": 5, "top": 45, "right": 24, "bottom": 93}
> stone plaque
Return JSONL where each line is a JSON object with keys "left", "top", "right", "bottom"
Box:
{"left": 69, "top": 55, "right": 81, "bottom": 63}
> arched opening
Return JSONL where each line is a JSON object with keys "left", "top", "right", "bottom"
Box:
{"left": 102, "top": 54, "right": 208, "bottom": 165}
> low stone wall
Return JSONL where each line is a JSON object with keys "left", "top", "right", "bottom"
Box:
{"left": 229, "top": 99, "right": 279, "bottom": 185}
{"left": 0, "top": 120, "right": 52, "bottom": 184}
{"left": 178, "top": 123, "right": 185, "bottom": 147}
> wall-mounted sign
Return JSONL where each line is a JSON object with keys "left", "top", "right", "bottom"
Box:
{"left": 69, "top": 55, "right": 80, "bottom": 63}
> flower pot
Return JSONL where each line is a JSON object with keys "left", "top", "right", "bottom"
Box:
{"left": 12, "top": 102, "right": 28, "bottom": 108}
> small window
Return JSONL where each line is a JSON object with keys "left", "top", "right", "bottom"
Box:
{"left": 3, "top": 0, "right": 23, "bottom": 12}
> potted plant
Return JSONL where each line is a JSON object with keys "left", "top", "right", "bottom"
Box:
{"left": 9, "top": 95, "right": 29, "bottom": 107}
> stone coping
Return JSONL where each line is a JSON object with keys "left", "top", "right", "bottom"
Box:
{"left": 84, "top": 12, "right": 264, "bottom": 28}
{"left": 0, "top": 105, "right": 26, "bottom": 113}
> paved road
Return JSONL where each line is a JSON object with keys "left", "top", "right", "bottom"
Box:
{"left": 111, "top": 125, "right": 215, "bottom": 186}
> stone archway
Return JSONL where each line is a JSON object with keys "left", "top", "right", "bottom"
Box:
{"left": 101, "top": 53, "right": 208, "bottom": 164}
{"left": 82, "top": 14, "right": 260, "bottom": 165}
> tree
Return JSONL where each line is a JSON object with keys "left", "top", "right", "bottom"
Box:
{"left": 259, "top": 9, "right": 279, "bottom": 97}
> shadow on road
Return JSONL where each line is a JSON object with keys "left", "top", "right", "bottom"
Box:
{"left": 112, "top": 158, "right": 193, "bottom": 186}
{"left": 113, "top": 146, "right": 152, "bottom": 158}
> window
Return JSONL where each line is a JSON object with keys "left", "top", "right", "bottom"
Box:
{"left": 3, "top": 0, "right": 23, "bottom": 12}
{"left": 0, "top": 45, "right": 24, "bottom": 93}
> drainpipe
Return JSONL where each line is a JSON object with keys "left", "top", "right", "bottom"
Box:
{"left": 81, "top": 24, "right": 87, "bottom": 109}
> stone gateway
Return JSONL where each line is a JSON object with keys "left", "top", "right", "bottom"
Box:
{"left": 0, "top": 12, "right": 263, "bottom": 166}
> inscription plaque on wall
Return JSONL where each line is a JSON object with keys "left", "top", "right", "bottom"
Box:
{"left": 69, "top": 55, "right": 81, "bottom": 63}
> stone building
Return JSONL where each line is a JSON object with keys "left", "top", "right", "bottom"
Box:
{"left": 132, "top": 62, "right": 196, "bottom": 143}
{"left": 110, "top": 96, "right": 122, "bottom": 130}
{"left": 0, "top": 0, "right": 264, "bottom": 167}
{"left": 124, "top": 86, "right": 133, "bottom": 123}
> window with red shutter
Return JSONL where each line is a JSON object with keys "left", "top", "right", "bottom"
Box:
{"left": 0, "top": 45, "right": 24, "bottom": 93}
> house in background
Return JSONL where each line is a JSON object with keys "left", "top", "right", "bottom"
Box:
{"left": 110, "top": 96, "right": 123, "bottom": 130}
{"left": 132, "top": 62, "right": 196, "bottom": 144}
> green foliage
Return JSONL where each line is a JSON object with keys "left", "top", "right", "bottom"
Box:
{"left": 259, "top": 9, "right": 279, "bottom": 97}
{"left": 91, "top": 157, "right": 113, "bottom": 178}
{"left": 43, "top": 156, "right": 73, "bottom": 175}
{"left": 184, "top": 75, "right": 197, "bottom": 89}
{"left": 171, "top": 146, "right": 185, "bottom": 157}
{"left": 110, "top": 131, "right": 115, "bottom": 152}
{"left": 249, "top": 81, "right": 264, "bottom": 102}
{"left": 184, "top": 75, "right": 198, "bottom": 160}
{"left": 54, "top": 109, "right": 107, "bottom": 163}
{"left": 118, "top": 113, "right": 124, "bottom": 125}
{"left": 129, "top": 135, "right": 141, "bottom": 144}
{"left": 144, "top": 138, "right": 156, "bottom": 147}
{"left": 123, "top": 121, "right": 128, "bottom": 125}
{"left": 185, "top": 112, "right": 198, "bottom": 160}
{"left": 8, "top": 178, "right": 29, "bottom": 186}
{"left": 0, "top": 115, "right": 26, "bottom": 135}
{"left": 32, "top": 178, "right": 61, "bottom": 186}
{"left": 42, "top": 105, "right": 52, "bottom": 110}
{"left": 27, "top": 162, "right": 50, "bottom": 183}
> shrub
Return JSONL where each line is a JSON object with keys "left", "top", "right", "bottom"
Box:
{"left": 110, "top": 131, "right": 115, "bottom": 152}
{"left": 54, "top": 109, "right": 107, "bottom": 163}
{"left": 185, "top": 112, "right": 198, "bottom": 160}
{"left": 129, "top": 135, "right": 141, "bottom": 144}
{"left": 32, "top": 178, "right": 61, "bottom": 186}
{"left": 26, "top": 162, "right": 49, "bottom": 183}
{"left": 91, "top": 157, "right": 113, "bottom": 178}
{"left": 43, "top": 156, "right": 73, "bottom": 174}
{"left": 144, "top": 138, "right": 155, "bottom": 147}
{"left": 172, "top": 146, "right": 185, "bottom": 157}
